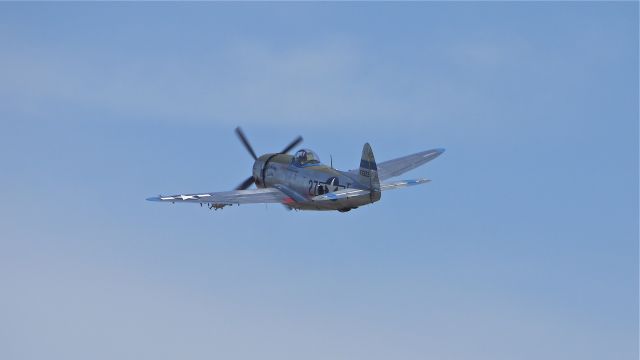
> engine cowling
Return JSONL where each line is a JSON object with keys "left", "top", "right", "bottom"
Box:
{"left": 252, "top": 158, "right": 266, "bottom": 188}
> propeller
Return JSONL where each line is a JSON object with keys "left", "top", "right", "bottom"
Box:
{"left": 235, "top": 127, "right": 257, "bottom": 160}
{"left": 234, "top": 127, "right": 303, "bottom": 190}
{"left": 236, "top": 175, "right": 255, "bottom": 191}
{"left": 280, "top": 135, "right": 303, "bottom": 155}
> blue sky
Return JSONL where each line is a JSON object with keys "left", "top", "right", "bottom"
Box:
{"left": 0, "top": 2, "right": 637, "bottom": 360}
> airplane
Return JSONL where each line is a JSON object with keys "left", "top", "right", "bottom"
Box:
{"left": 147, "top": 127, "right": 444, "bottom": 212}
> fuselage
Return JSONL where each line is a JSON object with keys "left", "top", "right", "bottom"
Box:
{"left": 252, "top": 153, "right": 375, "bottom": 211}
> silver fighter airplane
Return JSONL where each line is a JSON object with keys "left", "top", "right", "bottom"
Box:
{"left": 147, "top": 127, "right": 444, "bottom": 212}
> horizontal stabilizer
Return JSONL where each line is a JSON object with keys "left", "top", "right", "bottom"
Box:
{"left": 313, "top": 178, "right": 430, "bottom": 202}
{"left": 312, "top": 188, "right": 370, "bottom": 202}
{"left": 380, "top": 178, "right": 430, "bottom": 191}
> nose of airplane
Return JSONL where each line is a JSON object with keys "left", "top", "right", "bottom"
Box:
{"left": 252, "top": 157, "right": 269, "bottom": 186}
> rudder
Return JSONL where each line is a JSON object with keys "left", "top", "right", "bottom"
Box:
{"left": 357, "top": 143, "right": 381, "bottom": 203}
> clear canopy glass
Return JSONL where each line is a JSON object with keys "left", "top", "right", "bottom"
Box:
{"left": 294, "top": 149, "right": 321, "bottom": 165}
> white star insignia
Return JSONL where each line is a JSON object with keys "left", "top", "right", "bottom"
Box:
{"left": 180, "top": 195, "right": 196, "bottom": 200}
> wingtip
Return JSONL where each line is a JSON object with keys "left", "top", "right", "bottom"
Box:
{"left": 422, "top": 148, "right": 445, "bottom": 159}
{"left": 146, "top": 196, "right": 161, "bottom": 202}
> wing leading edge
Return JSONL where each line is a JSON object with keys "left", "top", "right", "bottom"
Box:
{"left": 350, "top": 148, "right": 444, "bottom": 181}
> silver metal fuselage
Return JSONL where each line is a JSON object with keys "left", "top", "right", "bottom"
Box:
{"left": 252, "top": 153, "right": 376, "bottom": 211}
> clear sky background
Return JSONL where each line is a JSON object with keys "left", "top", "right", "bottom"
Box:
{"left": 0, "top": 2, "right": 637, "bottom": 360}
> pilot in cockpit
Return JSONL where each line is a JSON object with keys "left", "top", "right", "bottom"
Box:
{"left": 294, "top": 149, "right": 321, "bottom": 166}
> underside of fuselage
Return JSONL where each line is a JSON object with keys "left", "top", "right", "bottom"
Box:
{"left": 285, "top": 196, "right": 368, "bottom": 211}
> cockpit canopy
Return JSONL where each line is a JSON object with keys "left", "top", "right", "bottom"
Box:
{"left": 294, "top": 149, "right": 321, "bottom": 165}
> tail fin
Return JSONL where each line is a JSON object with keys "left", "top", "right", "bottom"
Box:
{"left": 357, "top": 143, "right": 381, "bottom": 203}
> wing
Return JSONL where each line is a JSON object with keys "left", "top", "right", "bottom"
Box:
{"left": 146, "top": 188, "right": 292, "bottom": 205}
{"left": 350, "top": 148, "right": 444, "bottom": 181}
{"left": 312, "top": 178, "right": 430, "bottom": 201}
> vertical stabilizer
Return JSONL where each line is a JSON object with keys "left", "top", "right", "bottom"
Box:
{"left": 357, "top": 143, "right": 381, "bottom": 203}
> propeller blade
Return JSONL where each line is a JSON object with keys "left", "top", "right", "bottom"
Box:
{"left": 235, "top": 176, "right": 255, "bottom": 190}
{"left": 235, "top": 127, "right": 258, "bottom": 160}
{"left": 280, "top": 136, "right": 303, "bottom": 154}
